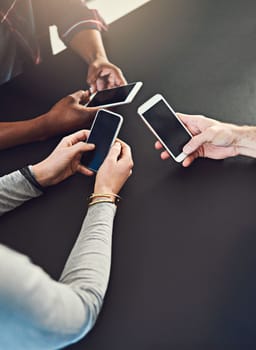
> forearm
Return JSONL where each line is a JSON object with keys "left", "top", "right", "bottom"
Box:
{"left": 232, "top": 125, "right": 256, "bottom": 157}
{"left": 0, "top": 203, "right": 116, "bottom": 349}
{"left": 0, "top": 115, "right": 47, "bottom": 150}
{"left": 0, "top": 244, "right": 91, "bottom": 350}
{"left": 0, "top": 169, "right": 42, "bottom": 216}
{"left": 70, "top": 29, "right": 108, "bottom": 64}
{"left": 60, "top": 202, "right": 116, "bottom": 328}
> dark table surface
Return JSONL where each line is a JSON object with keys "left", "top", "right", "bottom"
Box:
{"left": 1, "top": 0, "right": 256, "bottom": 349}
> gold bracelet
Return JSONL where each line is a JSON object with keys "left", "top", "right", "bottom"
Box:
{"left": 89, "top": 193, "right": 121, "bottom": 200}
{"left": 88, "top": 193, "right": 121, "bottom": 206}
{"left": 88, "top": 199, "right": 116, "bottom": 207}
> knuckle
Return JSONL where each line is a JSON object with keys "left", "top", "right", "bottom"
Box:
{"left": 107, "top": 156, "right": 115, "bottom": 164}
{"left": 91, "top": 61, "right": 98, "bottom": 68}
{"left": 209, "top": 125, "right": 220, "bottom": 135}
{"left": 129, "top": 160, "right": 134, "bottom": 169}
{"left": 62, "top": 135, "right": 69, "bottom": 142}
{"left": 66, "top": 94, "right": 76, "bottom": 103}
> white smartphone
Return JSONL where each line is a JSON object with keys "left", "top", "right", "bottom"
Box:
{"left": 86, "top": 82, "right": 143, "bottom": 108}
{"left": 137, "top": 94, "right": 192, "bottom": 162}
{"left": 82, "top": 109, "right": 123, "bottom": 172}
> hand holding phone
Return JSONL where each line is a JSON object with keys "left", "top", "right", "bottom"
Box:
{"left": 82, "top": 109, "right": 123, "bottom": 172}
{"left": 31, "top": 130, "right": 95, "bottom": 187}
{"left": 86, "top": 82, "right": 143, "bottom": 108}
{"left": 137, "top": 94, "right": 192, "bottom": 162}
{"left": 94, "top": 140, "right": 134, "bottom": 195}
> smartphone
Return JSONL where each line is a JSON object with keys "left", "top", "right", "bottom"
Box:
{"left": 137, "top": 94, "right": 192, "bottom": 162}
{"left": 82, "top": 109, "right": 123, "bottom": 172}
{"left": 86, "top": 82, "right": 143, "bottom": 108}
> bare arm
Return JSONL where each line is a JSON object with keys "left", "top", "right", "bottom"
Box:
{"left": 0, "top": 90, "right": 98, "bottom": 150}
{"left": 70, "top": 29, "right": 127, "bottom": 91}
{"left": 229, "top": 125, "right": 256, "bottom": 158}
{"left": 0, "top": 116, "right": 46, "bottom": 150}
{"left": 70, "top": 29, "right": 108, "bottom": 66}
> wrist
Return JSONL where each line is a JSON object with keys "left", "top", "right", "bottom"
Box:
{"left": 87, "top": 54, "right": 108, "bottom": 65}
{"left": 31, "top": 162, "right": 53, "bottom": 187}
{"left": 20, "top": 166, "right": 45, "bottom": 192}
{"left": 35, "top": 113, "right": 53, "bottom": 141}
{"left": 89, "top": 192, "right": 121, "bottom": 207}
{"left": 94, "top": 185, "right": 116, "bottom": 196}
{"left": 90, "top": 194, "right": 116, "bottom": 203}
{"left": 233, "top": 125, "right": 256, "bottom": 157}
{"left": 93, "top": 184, "right": 119, "bottom": 200}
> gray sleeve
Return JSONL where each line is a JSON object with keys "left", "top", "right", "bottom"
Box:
{"left": 59, "top": 202, "right": 116, "bottom": 326}
{"left": 0, "top": 170, "right": 42, "bottom": 216}
{"left": 0, "top": 202, "right": 116, "bottom": 350}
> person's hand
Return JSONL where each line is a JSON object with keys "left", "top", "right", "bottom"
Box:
{"left": 41, "top": 90, "right": 99, "bottom": 139}
{"left": 94, "top": 140, "right": 134, "bottom": 195}
{"left": 155, "top": 114, "right": 241, "bottom": 167}
{"left": 32, "top": 130, "right": 95, "bottom": 186}
{"left": 87, "top": 57, "right": 127, "bottom": 92}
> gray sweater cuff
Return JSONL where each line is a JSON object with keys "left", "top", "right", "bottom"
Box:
{"left": 0, "top": 169, "right": 42, "bottom": 216}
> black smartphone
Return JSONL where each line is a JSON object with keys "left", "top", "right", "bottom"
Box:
{"left": 86, "top": 82, "right": 143, "bottom": 108}
{"left": 82, "top": 109, "right": 123, "bottom": 172}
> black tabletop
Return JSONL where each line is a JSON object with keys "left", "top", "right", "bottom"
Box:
{"left": 1, "top": 1, "right": 256, "bottom": 349}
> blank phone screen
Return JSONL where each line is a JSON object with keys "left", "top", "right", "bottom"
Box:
{"left": 82, "top": 110, "right": 122, "bottom": 172}
{"left": 87, "top": 83, "right": 136, "bottom": 107}
{"left": 142, "top": 99, "right": 191, "bottom": 157}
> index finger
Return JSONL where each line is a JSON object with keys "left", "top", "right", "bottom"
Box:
{"left": 61, "top": 129, "right": 90, "bottom": 147}
{"left": 106, "top": 141, "right": 122, "bottom": 161}
{"left": 160, "top": 150, "right": 171, "bottom": 160}
{"left": 155, "top": 140, "right": 163, "bottom": 150}
{"left": 177, "top": 113, "right": 206, "bottom": 128}
{"left": 114, "top": 70, "right": 127, "bottom": 86}
{"left": 118, "top": 140, "right": 133, "bottom": 162}
{"left": 78, "top": 104, "right": 99, "bottom": 114}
